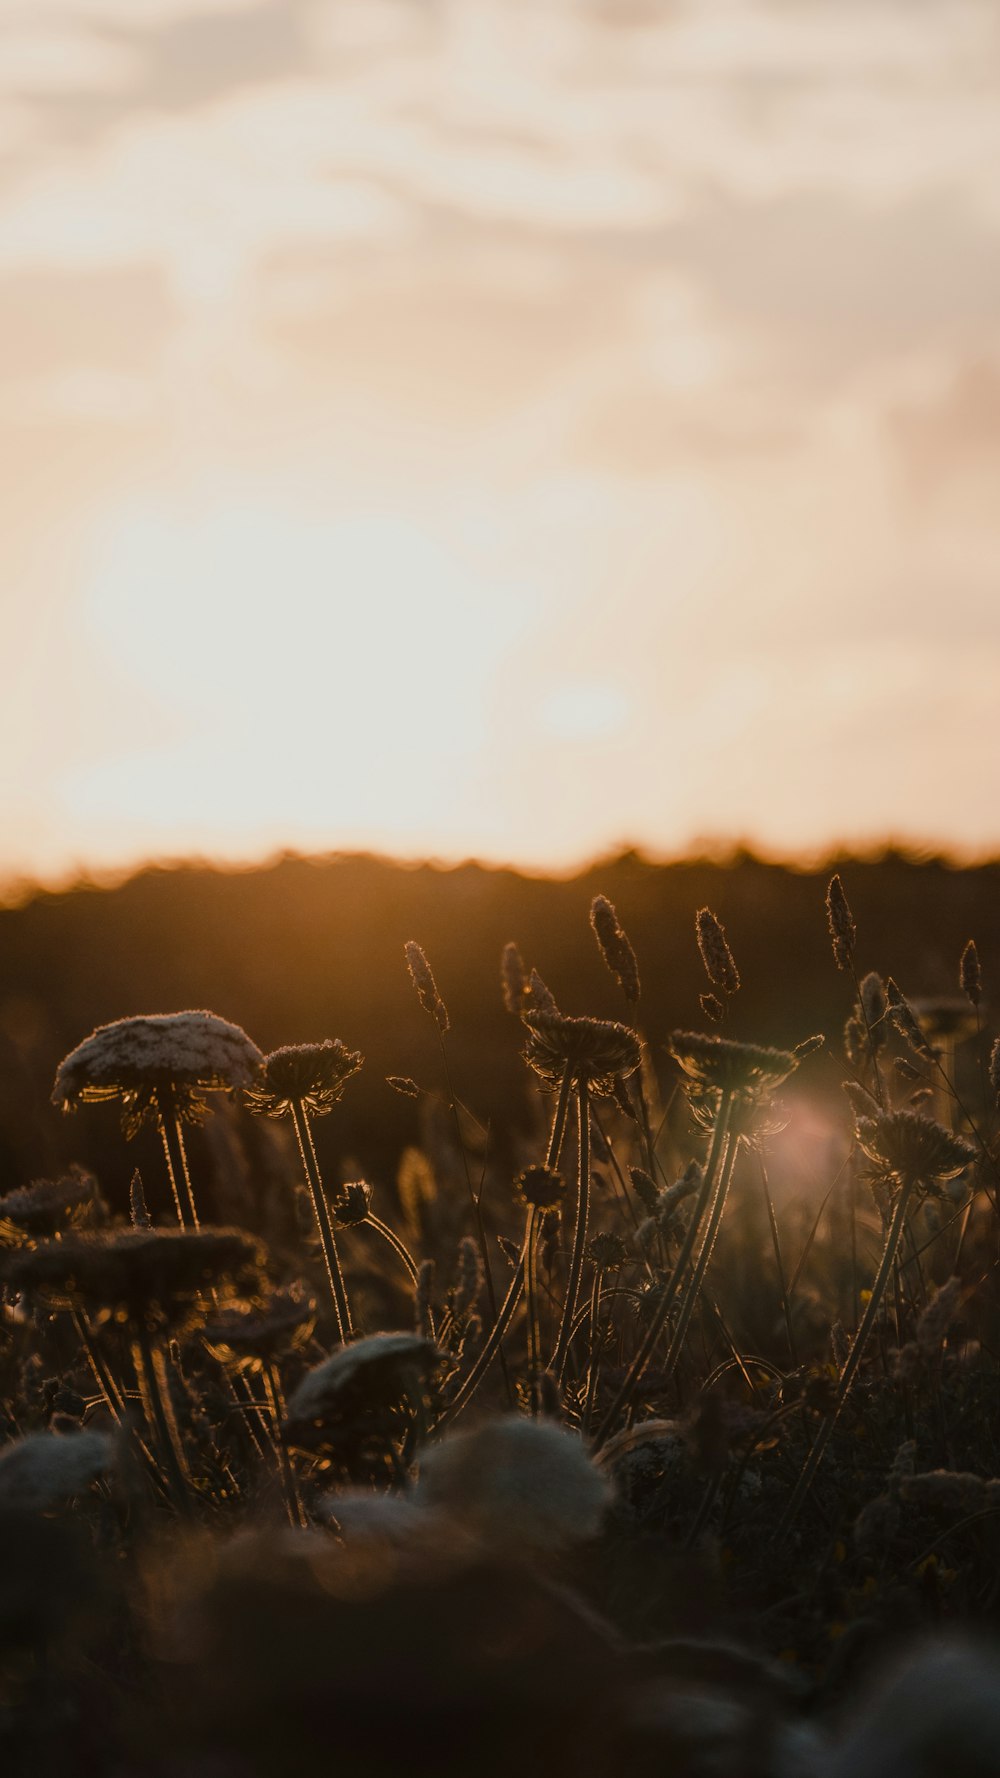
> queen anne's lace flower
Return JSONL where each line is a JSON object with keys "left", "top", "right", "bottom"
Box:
{"left": 855, "top": 1110, "right": 975, "bottom": 1185}
{"left": 52, "top": 1011, "right": 263, "bottom": 1135}
{"left": 284, "top": 1332, "right": 439, "bottom": 1429}
{"left": 417, "top": 1418, "right": 612, "bottom": 1552}
{"left": 244, "top": 1041, "right": 363, "bottom": 1119}
{"left": 0, "top": 1429, "right": 116, "bottom": 1508}
{"left": 667, "top": 1031, "right": 800, "bottom": 1103}
{"left": 522, "top": 1012, "right": 641, "bottom": 1095}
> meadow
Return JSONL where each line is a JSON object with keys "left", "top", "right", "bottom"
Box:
{"left": 2, "top": 855, "right": 1000, "bottom": 1776}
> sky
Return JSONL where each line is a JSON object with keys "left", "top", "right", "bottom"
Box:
{"left": 2, "top": 0, "right": 1000, "bottom": 888}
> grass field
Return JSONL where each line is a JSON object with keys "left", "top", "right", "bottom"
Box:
{"left": 2, "top": 865, "right": 1000, "bottom": 1775}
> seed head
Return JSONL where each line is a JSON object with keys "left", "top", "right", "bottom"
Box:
{"left": 404, "top": 941, "right": 449, "bottom": 1034}
{"left": 699, "top": 993, "right": 724, "bottom": 1024}
{"left": 667, "top": 1031, "right": 800, "bottom": 1104}
{"left": 203, "top": 1285, "right": 317, "bottom": 1371}
{"left": 52, "top": 1010, "right": 264, "bottom": 1137}
{"left": 590, "top": 896, "right": 641, "bottom": 1005}
{"left": 0, "top": 1428, "right": 115, "bottom": 1510}
{"left": 525, "top": 969, "right": 560, "bottom": 1016}
{"left": 854, "top": 1109, "right": 975, "bottom": 1186}
{"left": 330, "top": 1180, "right": 373, "bottom": 1227}
{"left": 386, "top": 1075, "right": 421, "bottom": 1099}
{"left": 452, "top": 1236, "right": 483, "bottom": 1319}
{"left": 886, "top": 980, "right": 934, "bottom": 1059}
{"left": 523, "top": 1012, "right": 641, "bottom": 1096}
{"left": 500, "top": 942, "right": 528, "bottom": 1015}
{"left": 1, "top": 1226, "right": 266, "bottom": 1332}
{"left": 417, "top": 1417, "right": 612, "bottom": 1552}
{"left": 0, "top": 1167, "right": 98, "bottom": 1241}
{"left": 916, "top": 1276, "right": 962, "bottom": 1356}
{"left": 515, "top": 1164, "right": 566, "bottom": 1211}
{"left": 826, "top": 874, "right": 856, "bottom": 972}
{"left": 961, "top": 939, "right": 983, "bottom": 1008}
{"left": 129, "top": 1169, "right": 152, "bottom": 1230}
{"left": 695, "top": 908, "right": 740, "bottom": 996}
{"left": 284, "top": 1332, "right": 439, "bottom": 1432}
{"left": 244, "top": 1040, "right": 363, "bottom": 1119}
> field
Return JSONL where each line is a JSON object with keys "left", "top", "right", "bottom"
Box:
{"left": 2, "top": 853, "right": 1000, "bottom": 1775}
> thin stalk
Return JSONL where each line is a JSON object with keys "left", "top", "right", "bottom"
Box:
{"left": 779, "top": 1174, "right": 919, "bottom": 1531}
{"left": 156, "top": 1089, "right": 192, "bottom": 1229}
{"left": 553, "top": 1084, "right": 591, "bottom": 1384}
{"left": 131, "top": 1325, "right": 194, "bottom": 1518}
{"left": 581, "top": 1264, "right": 605, "bottom": 1436}
{"left": 290, "top": 1100, "right": 352, "bottom": 1342}
{"left": 757, "top": 1149, "right": 796, "bottom": 1364}
{"left": 524, "top": 1208, "right": 542, "bottom": 1411}
{"left": 261, "top": 1360, "right": 306, "bottom": 1529}
{"left": 657, "top": 1133, "right": 741, "bottom": 1397}
{"left": 166, "top": 1102, "right": 200, "bottom": 1229}
{"left": 594, "top": 1092, "right": 734, "bottom": 1446}
{"left": 437, "top": 1031, "right": 513, "bottom": 1408}
{"left": 363, "top": 1213, "right": 422, "bottom": 1287}
{"left": 73, "top": 1311, "right": 168, "bottom": 1489}
{"left": 440, "top": 1071, "right": 573, "bottom": 1425}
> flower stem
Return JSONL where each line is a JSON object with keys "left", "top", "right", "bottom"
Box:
{"left": 779, "top": 1173, "right": 919, "bottom": 1531}
{"left": 261, "top": 1359, "right": 306, "bottom": 1529}
{"left": 525, "top": 1208, "right": 542, "bottom": 1410}
{"left": 131, "top": 1324, "right": 194, "bottom": 1518}
{"left": 157, "top": 1089, "right": 200, "bottom": 1229}
{"left": 440, "top": 1069, "right": 573, "bottom": 1425}
{"left": 594, "top": 1091, "right": 734, "bottom": 1446}
{"left": 655, "top": 1129, "right": 740, "bottom": 1396}
{"left": 290, "top": 1099, "right": 352, "bottom": 1343}
{"left": 552, "top": 1084, "right": 591, "bottom": 1384}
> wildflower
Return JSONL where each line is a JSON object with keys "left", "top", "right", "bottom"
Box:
{"left": 1, "top": 1227, "right": 265, "bottom": 1333}
{"left": 386, "top": 1075, "right": 420, "bottom": 1098}
{"left": 417, "top": 1418, "right": 612, "bottom": 1552}
{"left": 826, "top": 874, "right": 856, "bottom": 972}
{"left": 500, "top": 941, "right": 528, "bottom": 1014}
{"left": 0, "top": 1428, "right": 115, "bottom": 1509}
{"left": 52, "top": 1010, "right": 263, "bottom": 1136}
{"left": 525, "top": 969, "right": 560, "bottom": 1015}
{"left": 330, "top": 1181, "right": 374, "bottom": 1227}
{"left": 245, "top": 1041, "right": 363, "bottom": 1120}
{"left": 667, "top": 1031, "right": 799, "bottom": 1104}
{"left": 854, "top": 1110, "right": 975, "bottom": 1187}
{"left": 452, "top": 1236, "right": 483, "bottom": 1318}
{"left": 695, "top": 907, "right": 740, "bottom": 996}
{"left": 404, "top": 941, "right": 449, "bottom": 1033}
{"left": 590, "top": 896, "right": 641, "bottom": 1004}
{"left": 514, "top": 1165, "right": 566, "bottom": 1211}
{"left": 284, "top": 1332, "right": 439, "bottom": 1431}
{"left": 523, "top": 1012, "right": 641, "bottom": 1096}
{"left": 886, "top": 979, "right": 934, "bottom": 1059}
{"left": 587, "top": 1231, "right": 629, "bottom": 1270}
{"left": 202, "top": 1286, "right": 317, "bottom": 1371}
{"left": 0, "top": 1166, "right": 99, "bottom": 1242}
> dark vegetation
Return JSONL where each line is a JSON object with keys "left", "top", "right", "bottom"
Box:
{"left": 2, "top": 848, "right": 1000, "bottom": 1775}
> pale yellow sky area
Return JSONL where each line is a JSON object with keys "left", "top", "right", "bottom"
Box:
{"left": 2, "top": 0, "right": 1000, "bottom": 886}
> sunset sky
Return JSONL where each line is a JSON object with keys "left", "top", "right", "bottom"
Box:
{"left": 3, "top": 0, "right": 1000, "bottom": 888}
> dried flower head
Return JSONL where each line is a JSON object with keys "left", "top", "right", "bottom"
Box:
{"left": 695, "top": 908, "right": 740, "bottom": 996}
{"left": 500, "top": 941, "right": 529, "bottom": 1015}
{"left": 0, "top": 1428, "right": 116, "bottom": 1509}
{"left": 588, "top": 1231, "right": 629, "bottom": 1271}
{"left": 525, "top": 969, "right": 560, "bottom": 1016}
{"left": 331, "top": 1180, "right": 373, "bottom": 1227}
{"left": 1, "top": 1226, "right": 266, "bottom": 1331}
{"left": 386, "top": 1075, "right": 420, "bottom": 1098}
{"left": 244, "top": 1041, "right": 363, "bottom": 1119}
{"left": 452, "top": 1236, "right": 483, "bottom": 1319}
{"left": 590, "top": 896, "right": 641, "bottom": 1004}
{"left": 523, "top": 1012, "right": 641, "bottom": 1095}
{"left": 667, "top": 1031, "right": 800, "bottom": 1104}
{"left": 0, "top": 1166, "right": 98, "bottom": 1242}
{"left": 52, "top": 1011, "right": 263, "bottom": 1136}
{"left": 886, "top": 980, "right": 934, "bottom": 1059}
{"left": 854, "top": 1110, "right": 975, "bottom": 1186}
{"left": 404, "top": 942, "right": 449, "bottom": 1034}
{"left": 961, "top": 939, "right": 983, "bottom": 1008}
{"left": 417, "top": 1418, "right": 612, "bottom": 1552}
{"left": 202, "top": 1285, "right": 317, "bottom": 1371}
{"left": 284, "top": 1332, "right": 439, "bottom": 1432}
{"left": 826, "top": 874, "right": 856, "bottom": 972}
{"left": 515, "top": 1165, "right": 566, "bottom": 1211}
